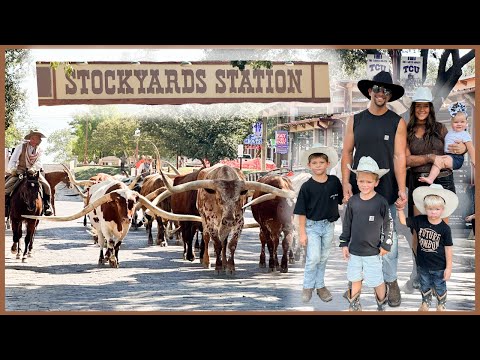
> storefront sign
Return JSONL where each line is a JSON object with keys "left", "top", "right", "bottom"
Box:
{"left": 36, "top": 61, "right": 330, "bottom": 105}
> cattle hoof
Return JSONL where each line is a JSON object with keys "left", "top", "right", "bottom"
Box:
{"left": 280, "top": 267, "right": 288, "bottom": 273}
{"left": 109, "top": 259, "right": 119, "bottom": 268}
{"left": 16, "top": 253, "right": 21, "bottom": 259}
{"left": 268, "top": 267, "right": 275, "bottom": 273}
{"left": 289, "top": 258, "right": 295, "bottom": 264}
{"left": 176, "top": 240, "right": 182, "bottom": 246}
{"left": 147, "top": 241, "right": 154, "bottom": 246}
{"left": 158, "top": 241, "right": 168, "bottom": 247}
{"left": 22, "top": 257, "right": 27, "bottom": 263}
{"left": 259, "top": 262, "right": 266, "bottom": 268}
{"left": 226, "top": 269, "right": 235, "bottom": 276}
{"left": 27, "top": 252, "right": 32, "bottom": 258}
{"left": 202, "top": 262, "right": 210, "bottom": 269}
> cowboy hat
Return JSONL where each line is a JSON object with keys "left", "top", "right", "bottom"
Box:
{"left": 24, "top": 129, "right": 46, "bottom": 140}
{"left": 357, "top": 71, "right": 405, "bottom": 102}
{"left": 347, "top": 156, "right": 389, "bottom": 178}
{"left": 413, "top": 184, "right": 459, "bottom": 218}
{"left": 300, "top": 145, "right": 338, "bottom": 169}
{"left": 411, "top": 87, "right": 433, "bottom": 103}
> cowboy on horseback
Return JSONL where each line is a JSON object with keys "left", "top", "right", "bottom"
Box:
{"left": 5, "top": 129, "right": 53, "bottom": 216}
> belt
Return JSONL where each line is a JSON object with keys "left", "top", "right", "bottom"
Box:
{"left": 416, "top": 169, "right": 453, "bottom": 179}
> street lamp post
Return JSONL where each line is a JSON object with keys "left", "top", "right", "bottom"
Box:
{"left": 134, "top": 128, "right": 141, "bottom": 175}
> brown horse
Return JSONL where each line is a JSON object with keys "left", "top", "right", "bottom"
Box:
{"left": 9, "top": 169, "right": 43, "bottom": 261}
{"left": 45, "top": 170, "right": 72, "bottom": 215}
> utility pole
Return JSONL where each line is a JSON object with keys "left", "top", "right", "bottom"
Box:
{"left": 261, "top": 116, "right": 267, "bottom": 171}
{"left": 83, "top": 118, "right": 88, "bottom": 164}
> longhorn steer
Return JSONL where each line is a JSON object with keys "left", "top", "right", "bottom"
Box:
{"left": 24, "top": 179, "right": 200, "bottom": 268}
{"left": 159, "top": 164, "right": 295, "bottom": 274}
{"left": 139, "top": 173, "right": 170, "bottom": 246}
{"left": 250, "top": 175, "right": 296, "bottom": 273}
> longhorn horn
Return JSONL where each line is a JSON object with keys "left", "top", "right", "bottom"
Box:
{"left": 22, "top": 190, "right": 125, "bottom": 221}
{"left": 161, "top": 159, "right": 180, "bottom": 175}
{"left": 244, "top": 181, "right": 295, "bottom": 199}
{"left": 134, "top": 186, "right": 168, "bottom": 211}
{"left": 128, "top": 174, "right": 142, "bottom": 190}
{"left": 242, "top": 193, "right": 277, "bottom": 209}
{"left": 137, "top": 194, "right": 202, "bottom": 222}
{"left": 61, "top": 163, "right": 96, "bottom": 187}
{"left": 159, "top": 170, "right": 216, "bottom": 193}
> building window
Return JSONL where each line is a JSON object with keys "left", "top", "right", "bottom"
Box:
{"left": 315, "top": 128, "right": 325, "bottom": 146}
{"left": 332, "top": 128, "right": 343, "bottom": 148}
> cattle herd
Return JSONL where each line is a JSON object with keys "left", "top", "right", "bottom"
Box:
{"left": 16, "top": 163, "right": 314, "bottom": 276}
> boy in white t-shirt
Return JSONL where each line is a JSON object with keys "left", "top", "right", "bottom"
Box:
{"left": 419, "top": 101, "right": 475, "bottom": 184}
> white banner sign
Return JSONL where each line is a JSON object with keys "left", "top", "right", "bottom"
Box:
{"left": 400, "top": 56, "right": 423, "bottom": 97}
{"left": 366, "top": 54, "right": 390, "bottom": 79}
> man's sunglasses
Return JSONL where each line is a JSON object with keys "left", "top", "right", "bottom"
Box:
{"left": 372, "top": 85, "right": 392, "bottom": 97}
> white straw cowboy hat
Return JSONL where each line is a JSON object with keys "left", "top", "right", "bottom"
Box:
{"left": 413, "top": 184, "right": 459, "bottom": 218}
{"left": 411, "top": 87, "right": 433, "bottom": 103}
{"left": 24, "top": 129, "right": 46, "bottom": 140}
{"left": 357, "top": 71, "right": 405, "bottom": 102}
{"left": 347, "top": 156, "right": 390, "bottom": 178}
{"left": 300, "top": 145, "right": 338, "bottom": 169}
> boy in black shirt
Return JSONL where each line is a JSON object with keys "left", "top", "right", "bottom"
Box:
{"left": 294, "top": 146, "right": 343, "bottom": 304}
{"left": 339, "top": 156, "right": 393, "bottom": 311}
{"left": 398, "top": 184, "right": 458, "bottom": 311}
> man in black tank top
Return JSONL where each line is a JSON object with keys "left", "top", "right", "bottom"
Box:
{"left": 341, "top": 71, "right": 407, "bottom": 307}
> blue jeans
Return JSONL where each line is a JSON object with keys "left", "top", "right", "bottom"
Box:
{"left": 303, "top": 219, "right": 335, "bottom": 289}
{"left": 382, "top": 204, "right": 398, "bottom": 282}
{"left": 418, "top": 266, "right": 447, "bottom": 296}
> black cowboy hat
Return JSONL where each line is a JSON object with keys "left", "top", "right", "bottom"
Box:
{"left": 357, "top": 71, "right": 405, "bottom": 102}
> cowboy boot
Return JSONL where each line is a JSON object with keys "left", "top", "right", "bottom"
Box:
{"left": 418, "top": 289, "right": 433, "bottom": 311}
{"left": 345, "top": 289, "right": 362, "bottom": 311}
{"left": 42, "top": 193, "right": 53, "bottom": 216}
{"left": 375, "top": 287, "right": 389, "bottom": 311}
{"left": 436, "top": 291, "right": 447, "bottom": 311}
{"left": 386, "top": 280, "right": 401, "bottom": 307}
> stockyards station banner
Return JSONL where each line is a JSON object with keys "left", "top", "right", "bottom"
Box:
{"left": 36, "top": 61, "right": 330, "bottom": 105}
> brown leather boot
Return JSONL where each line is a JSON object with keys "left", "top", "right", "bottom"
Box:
{"left": 386, "top": 280, "right": 401, "bottom": 307}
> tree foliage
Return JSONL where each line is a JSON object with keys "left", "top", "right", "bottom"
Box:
{"left": 141, "top": 104, "right": 260, "bottom": 165}
{"left": 5, "top": 49, "right": 30, "bottom": 131}
{"left": 69, "top": 106, "right": 135, "bottom": 162}
{"left": 44, "top": 128, "right": 76, "bottom": 163}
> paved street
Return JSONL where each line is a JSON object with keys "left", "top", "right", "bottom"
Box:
{"left": 4, "top": 198, "right": 475, "bottom": 313}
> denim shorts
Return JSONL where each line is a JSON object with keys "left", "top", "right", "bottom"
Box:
{"left": 447, "top": 153, "right": 465, "bottom": 170}
{"left": 347, "top": 253, "right": 384, "bottom": 288}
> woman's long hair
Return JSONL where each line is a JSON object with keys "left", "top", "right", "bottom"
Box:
{"left": 406, "top": 102, "right": 444, "bottom": 147}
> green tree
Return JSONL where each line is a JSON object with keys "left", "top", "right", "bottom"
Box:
{"left": 89, "top": 117, "right": 138, "bottom": 159}
{"left": 69, "top": 106, "right": 126, "bottom": 162}
{"left": 5, "top": 49, "right": 31, "bottom": 146}
{"left": 44, "top": 128, "right": 76, "bottom": 163}
{"left": 141, "top": 104, "right": 259, "bottom": 165}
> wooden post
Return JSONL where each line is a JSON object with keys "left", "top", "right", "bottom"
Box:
{"left": 261, "top": 117, "right": 267, "bottom": 171}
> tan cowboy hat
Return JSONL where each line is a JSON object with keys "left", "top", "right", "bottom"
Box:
{"left": 347, "top": 156, "right": 389, "bottom": 178}
{"left": 413, "top": 184, "right": 459, "bottom": 218}
{"left": 24, "top": 129, "right": 46, "bottom": 140}
{"left": 300, "top": 145, "right": 338, "bottom": 169}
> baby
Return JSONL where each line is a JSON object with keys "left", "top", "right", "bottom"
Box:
{"left": 419, "top": 101, "right": 475, "bottom": 184}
